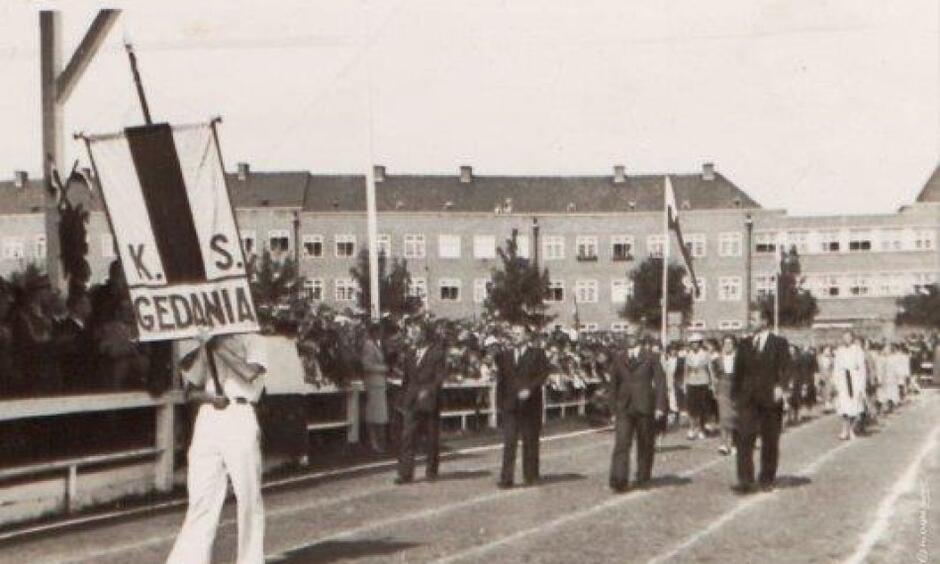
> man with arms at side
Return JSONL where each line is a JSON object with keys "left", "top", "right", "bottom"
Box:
{"left": 496, "top": 324, "right": 550, "bottom": 488}
{"left": 731, "top": 316, "right": 790, "bottom": 495}
{"left": 166, "top": 330, "right": 268, "bottom": 564}
{"left": 395, "top": 320, "right": 448, "bottom": 484}
{"left": 608, "top": 333, "right": 667, "bottom": 493}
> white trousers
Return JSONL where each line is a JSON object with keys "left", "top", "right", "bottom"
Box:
{"left": 166, "top": 403, "right": 265, "bottom": 564}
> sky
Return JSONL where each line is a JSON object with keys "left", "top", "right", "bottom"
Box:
{"left": 0, "top": 0, "right": 938, "bottom": 216}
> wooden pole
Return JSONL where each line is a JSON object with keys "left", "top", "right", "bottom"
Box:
{"left": 123, "top": 42, "right": 153, "bottom": 125}
{"left": 661, "top": 198, "right": 670, "bottom": 346}
{"left": 40, "top": 9, "right": 120, "bottom": 291}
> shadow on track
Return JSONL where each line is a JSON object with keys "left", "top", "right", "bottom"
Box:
{"left": 272, "top": 537, "right": 421, "bottom": 563}
{"left": 426, "top": 470, "right": 492, "bottom": 483}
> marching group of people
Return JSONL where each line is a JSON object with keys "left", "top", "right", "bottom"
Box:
{"left": 163, "top": 307, "right": 932, "bottom": 563}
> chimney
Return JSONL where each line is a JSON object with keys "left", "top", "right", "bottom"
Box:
{"left": 459, "top": 165, "right": 473, "bottom": 184}
{"left": 13, "top": 170, "right": 27, "bottom": 188}
{"left": 237, "top": 162, "right": 250, "bottom": 181}
{"left": 613, "top": 165, "right": 626, "bottom": 184}
{"left": 702, "top": 162, "right": 715, "bottom": 181}
{"left": 373, "top": 165, "right": 386, "bottom": 183}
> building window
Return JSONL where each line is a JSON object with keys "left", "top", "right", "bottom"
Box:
{"left": 100, "top": 234, "right": 116, "bottom": 258}
{"left": 268, "top": 230, "right": 290, "bottom": 253}
{"left": 576, "top": 236, "right": 598, "bottom": 261}
{"left": 545, "top": 280, "right": 565, "bottom": 302}
{"left": 1, "top": 237, "right": 24, "bottom": 260}
{"left": 474, "top": 235, "right": 497, "bottom": 259}
{"left": 376, "top": 234, "right": 392, "bottom": 257}
{"left": 301, "top": 234, "right": 323, "bottom": 259}
{"left": 32, "top": 234, "right": 46, "bottom": 259}
{"left": 718, "top": 232, "right": 742, "bottom": 257}
{"left": 688, "top": 320, "right": 707, "bottom": 331}
{"left": 718, "top": 320, "right": 744, "bottom": 331}
{"left": 334, "top": 279, "right": 358, "bottom": 302}
{"left": 515, "top": 234, "right": 530, "bottom": 259}
{"left": 913, "top": 229, "right": 935, "bottom": 251}
{"left": 755, "top": 274, "right": 775, "bottom": 299}
{"left": 303, "top": 279, "right": 324, "bottom": 300}
{"left": 847, "top": 275, "right": 871, "bottom": 297}
{"left": 241, "top": 230, "right": 257, "bottom": 256}
{"left": 646, "top": 235, "right": 665, "bottom": 258}
{"left": 543, "top": 236, "right": 565, "bottom": 260}
{"left": 403, "top": 234, "right": 426, "bottom": 259}
{"left": 823, "top": 275, "right": 841, "bottom": 298}
{"left": 685, "top": 233, "right": 707, "bottom": 258}
{"left": 408, "top": 277, "right": 428, "bottom": 303}
{"left": 718, "top": 276, "right": 742, "bottom": 301}
{"left": 754, "top": 232, "right": 777, "bottom": 254}
{"left": 819, "top": 230, "right": 841, "bottom": 253}
{"left": 877, "top": 273, "right": 904, "bottom": 297}
{"left": 439, "top": 278, "right": 461, "bottom": 301}
{"left": 879, "top": 229, "right": 904, "bottom": 252}
{"left": 686, "top": 278, "right": 707, "bottom": 302}
{"left": 335, "top": 235, "right": 356, "bottom": 258}
{"left": 580, "top": 323, "right": 599, "bottom": 333}
{"left": 913, "top": 273, "right": 938, "bottom": 294}
{"left": 848, "top": 229, "right": 872, "bottom": 252}
{"left": 610, "top": 322, "right": 630, "bottom": 333}
{"left": 611, "top": 235, "right": 634, "bottom": 261}
{"left": 785, "top": 231, "right": 809, "bottom": 254}
{"left": 610, "top": 279, "right": 633, "bottom": 303}
{"left": 575, "top": 279, "right": 598, "bottom": 303}
{"left": 473, "top": 278, "right": 490, "bottom": 303}
{"left": 438, "top": 235, "right": 461, "bottom": 259}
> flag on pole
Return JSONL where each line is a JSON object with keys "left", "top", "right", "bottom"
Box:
{"left": 83, "top": 121, "right": 259, "bottom": 342}
{"left": 664, "top": 177, "right": 700, "bottom": 295}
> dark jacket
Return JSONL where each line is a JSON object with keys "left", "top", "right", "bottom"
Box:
{"left": 732, "top": 333, "right": 791, "bottom": 408}
{"left": 495, "top": 346, "right": 550, "bottom": 414}
{"left": 54, "top": 317, "right": 94, "bottom": 392}
{"left": 399, "top": 343, "right": 447, "bottom": 413}
{"left": 608, "top": 350, "right": 668, "bottom": 416}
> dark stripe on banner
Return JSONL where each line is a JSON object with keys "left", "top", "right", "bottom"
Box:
{"left": 126, "top": 123, "right": 206, "bottom": 283}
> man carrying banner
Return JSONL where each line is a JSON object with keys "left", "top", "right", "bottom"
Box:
{"left": 166, "top": 330, "right": 267, "bottom": 564}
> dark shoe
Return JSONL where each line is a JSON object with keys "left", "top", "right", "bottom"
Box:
{"left": 759, "top": 482, "right": 776, "bottom": 493}
{"left": 394, "top": 476, "right": 413, "bottom": 485}
{"left": 610, "top": 481, "right": 630, "bottom": 494}
{"left": 497, "top": 480, "right": 514, "bottom": 490}
{"left": 731, "top": 483, "right": 755, "bottom": 496}
{"left": 523, "top": 477, "right": 540, "bottom": 487}
{"left": 425, "top": 472, "right": 438, "bottom": 483}
{"left": 634, "top": 479, "right": 651, "bottom": 490}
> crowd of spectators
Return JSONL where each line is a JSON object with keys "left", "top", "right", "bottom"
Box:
{"left": 0, "top": 261, "right": 169, "bottom": 399}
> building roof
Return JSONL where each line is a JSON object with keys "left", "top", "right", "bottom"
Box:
{"left": 915, "top": 162, "right": 940, "bottom": 203}
{"left": 302, "top": 170, "right": 761, "bottom": 213}
{"left": 226, "top": 171, "right": 310, "bottom": 209}
{"left": 0, "top": 167, "right": 761, "bottom": 215}
{"left": 0, "top": 177, "right": 102, "bottom": 215}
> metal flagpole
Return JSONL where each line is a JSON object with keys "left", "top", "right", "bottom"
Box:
{"left": 364, "top": 4, "right": 380, "bottom": 322}
{"left": 661, "top": 183, "right": 670, "bottom": 346}
{"left": 774, "top": 273, "right": 780, "bottom": 334}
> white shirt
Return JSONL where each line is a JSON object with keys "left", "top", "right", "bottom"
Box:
{"left": 181, "top": 333, "right": 268, "bottom": 402}
{"left": 416, "top": 346, "right": 429, "bottom": 365}
{"left": 721, "top": 352, "right": 735, "bottom": 375}
{"left": 833, "top": 343, "right": 866, "bottom": 380}
{"left": 754, "top": 330, "right": 770, "bottom": 352}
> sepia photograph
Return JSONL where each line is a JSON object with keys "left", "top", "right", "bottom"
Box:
{"left": 0, "top": 1, "right": 937, "bottom": 562}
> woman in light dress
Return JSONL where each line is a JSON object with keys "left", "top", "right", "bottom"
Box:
{"left": 881, "top": 343, "right": 905, "bottom": 411}
{"left": 833, "top": 331, "right": 867, "bottom": 440}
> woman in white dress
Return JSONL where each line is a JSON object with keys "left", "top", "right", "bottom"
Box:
{"left": 877, "top": 343, "right": 901, "bottom": 413}
{"left": 832, "top": 331, "right": 867, "bottom": 440}
{"left": 816, "top": 345, "right": 835, "bottom": 413}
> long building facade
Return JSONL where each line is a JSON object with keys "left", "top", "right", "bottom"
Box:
{"left": 1, "top": 162, "right": 938, "bottom": 333}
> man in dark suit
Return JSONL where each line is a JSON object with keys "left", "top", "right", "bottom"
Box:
{"left": 732, "top": 317, "right": 791, "bottom": 494}
{"left": 496, "top": 324, "right": 550, "bottom": 488}
{"left": 608, "top": 333, "right": 667, "bottom": 493}
{"left": 54, "top": 291, "right": 94, "bottom": 393}
{"left": 396, "top": 321, "right": 448, "bottom": 484}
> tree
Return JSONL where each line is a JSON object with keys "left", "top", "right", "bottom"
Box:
{"left": 484, "top": 231, "right": 554, "bottom": 328}
{"left": 349, "top": 250, "right": 423, "bottom": 319}
{"left": 896, "top": 284, "right": 940, "bottom": 328}
{"left": 247, "top": 250, "right": 300, "bottom": 327}
{"left": 754, "top": 246, "right": 818, "bottom": 327}
{"left": 621, "top": 257, "right": 693, "bottom": 330}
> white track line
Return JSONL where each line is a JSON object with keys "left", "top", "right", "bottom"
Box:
{"left": 44, "top": 429, "right": 615, "bottom": 563}
{"left": 432, "top": 403, "right": 850, "bottom": 564}
{"left": 0, "top": 424, "right": 611, "bottom": 545}
{"left": 843, "top": 419, "right": 940, "bottom": 564}
{"left": 647, "top": 394, "right": 939, "bottom": 564}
